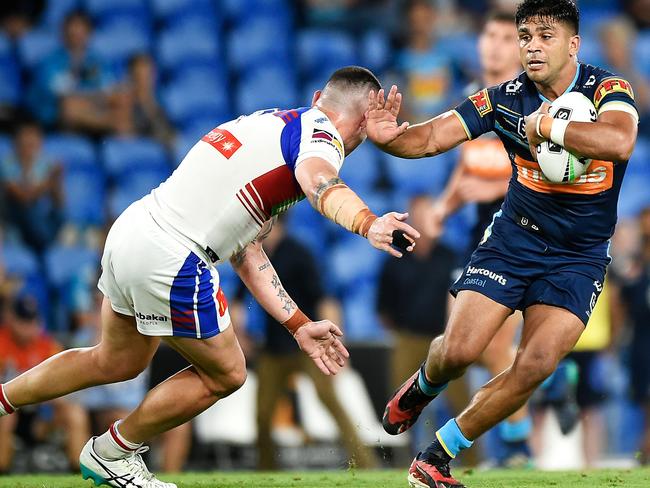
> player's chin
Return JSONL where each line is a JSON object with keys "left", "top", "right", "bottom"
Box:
{"left": 525, "top": 66, "right": 547, "bottom": 82}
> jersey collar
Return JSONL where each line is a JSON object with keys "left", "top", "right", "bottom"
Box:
{"left": 537, "top": 63, "right": 581, "bottom": 104}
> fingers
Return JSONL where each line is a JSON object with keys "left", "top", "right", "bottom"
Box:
{"left": 378, "top": 242, "right": 403, "bottom": 258}
{"left": 321, "top": 352, "right": 341, "bottom": 375}
{"left": 384, "top": 85, "right": 398, "bottom": 114}
{"left": 529, "top": 143, "right": 538, "bottom": 161}
{"left": 391, "top": 212, "right": 409, "bottom": 221}
{"left": 368, "top": 89, "right": 377, "bottom": 111}
{"left": 329, "top": 345, "right": 346, "bottom": 367}
{"left": 329, "top": 323, "right": 343, "bottom": 337}
{"left": 333, "top": 338, "right": 350, "bottom": 359}
{"left": 314, "top": 356, "right": 331, "bottom": 376}
{"left": 378, "top": 88, "right": 385, "bottom": 107}
{"left": 392, "top": 91, "right": 403, "bottom": 117}
{"left": 394, "top": 221, "right": 421, "bottom": 240}
{"left": 398, "top": 121, "right": 410, "bottom": 135}
{"left": 540, "top": 101, "right": 550, "bottom": 113}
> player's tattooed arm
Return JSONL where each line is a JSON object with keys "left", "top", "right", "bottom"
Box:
{"left": 230, "top": 234, "right": 300, "bottom": 322}
{"left": 310, "top": 176, "right": 344, "bottom": 209}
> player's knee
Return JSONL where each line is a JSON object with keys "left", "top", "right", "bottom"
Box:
{"left": 205, "top": 367, "right": 247, "bottom": 398}
{"left": 440, "top": 340, "right": 480, "bottom": 374}
{"left": 516, "top": 349, "right": 558, "bottom": 387}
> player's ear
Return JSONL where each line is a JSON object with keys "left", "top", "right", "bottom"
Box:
{"left": 568, "top": 34, "right": 580, "bottom": 58}
{"left": 311, "top": 90, "right": 322, "bottom": 106}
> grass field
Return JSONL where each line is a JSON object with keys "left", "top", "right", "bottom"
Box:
{"left": 1, "top": 468, "right": 650, "bottom": 488}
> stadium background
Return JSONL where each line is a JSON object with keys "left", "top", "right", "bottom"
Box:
{"left": 0, "top": 0, "right": 649, "bottom": 476}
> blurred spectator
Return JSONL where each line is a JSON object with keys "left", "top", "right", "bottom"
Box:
{"left": 394, "top": 0, "right": 453, "bottom": 122}
{"left": 26, "top": 10, "right": 131, "bottom": 134}
{"left": 376, "top": 195, "right": 474, "bottom": 460}
{"left": 234, "top": 217, "right": 379, "bottom": 470}
{"left": 126, "top": 54, "right": 175, "bottom": 149}
{"left": 613, "top": 207, "right": 650, "bottom": 464}
{"left": 0, "top": 120, "right": 63, "bottom": 253}
{"left": 599, "top": 18, "right": 650, "bottom": 116}
{"left": 298, "top": 0, "right": 392, "bottom": 30}
{"left": 564, "top": 280, "right": 617, "bottom": 467}
{"left": 0, "top": 294, "right": 89, "bottom": 472}
{"left": 623, "top": 0, "right": 650, "bottom": 30}
{"left": 0, "top": 1, "right": 44, "bottom": 39}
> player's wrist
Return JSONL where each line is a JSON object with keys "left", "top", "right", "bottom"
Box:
{"left": 282, "top": 309, "right": 311, "bottom": 336}
{"left": 549, "top": 118, "right": 569, "bottom": 147}
{"left": 536, "top": 113, "right": 553, "bottom": 140}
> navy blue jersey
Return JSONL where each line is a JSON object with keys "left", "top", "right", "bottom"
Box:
{"left": 453, "top": 63, "right": 638, "bottom": 251}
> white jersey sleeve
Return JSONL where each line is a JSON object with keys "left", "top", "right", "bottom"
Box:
{"left": 294, "top": 108, "right": 345, "bottom": 172}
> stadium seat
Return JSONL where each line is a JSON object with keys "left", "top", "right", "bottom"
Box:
{"left": 329, "top": 238, "right": 384, "bottom": 292}
{"left": 157, "top": 23, "right": 220, "bottom": 73}
{"left": 44, "top": 243, "right": 100, "bottom": 290}
{"left": 296, "top": 30, "right": 358, "bottom": 79}
{"left": 338, "top": 143, "right": 382, "bottom": 192}
{"left": 0, "top": 58, "right": 20, "bottom": 106}
{"left": 152, "top": 0, "right": 220, "bottom": 30}
{"left": 0, "top": 134, "right": 12, "bottom": 159}
{"left": 161, "top": 74, "right": 229, "bottom": 128}
{"left": 107, "top": 166, "right": 170, "bottom": 218}
{"left": 223, "top": 0, "right": 292, "bottom": 25}
{"left": 63, "top": 165, "right": 106, "bottom": 226}
{"left": 83, "top": 0, "right": 151, "bottom": 29}
{"left": 90, "top": 19, "right": 151, "bottom": 66}
{"left": 101, "top": 136, "right": 169, "bottom": 179}
{"left": 1, "top": 241, "right": 40, "bottom": 278}
{"left": 17, "top": 29, "right": 61, "bottom": 70}
{"left": 360, "top": 30, "right": 391, "bottom": 74}
{"left": 226, "top": 17, "right": 291, "bottom": 75}
{"left": 235, "top": 66, "right": 297, "bottom": 115}
{"left": 44, "top": 134, "right": 96, "bottom": 168}
{"left": 635, "top": 32, "right": 650, "bottom": 78}
{"left": 383, "top": 150, "right": 455, "bottom": 195}
{"left": 42, "top": 0, "right": 82, "bottom": 30}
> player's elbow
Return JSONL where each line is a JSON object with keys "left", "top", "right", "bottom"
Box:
{"left": 609, "top": 128, "right": 636, "bottom": 161}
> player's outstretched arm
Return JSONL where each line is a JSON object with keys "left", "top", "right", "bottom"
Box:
{"left": 366, "top": 85, "right": 469, "bottom": 159}
{"left": 295, "top": 157, "right": 421, "bottom": 257}
{"left": 527, "top": 105, "right": 637, "bottom": 162}
{"left": 230, "top": 230, "right": 349, "bottom": 376}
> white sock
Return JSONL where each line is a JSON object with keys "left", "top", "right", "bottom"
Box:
{"left": 93, "top": 420, "right": 142, "bottom": 460}
{"left": 0, "top": 384, "right": 16, "bottom": 416}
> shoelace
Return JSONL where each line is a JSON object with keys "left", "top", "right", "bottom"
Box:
{"left": 123, "top": 446, "right": 156, "bottom": 483}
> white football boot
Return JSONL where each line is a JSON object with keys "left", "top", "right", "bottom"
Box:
{"left": 79, "top": 438, "right": 177, "bottom": 488}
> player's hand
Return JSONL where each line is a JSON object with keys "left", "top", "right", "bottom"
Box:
{"left": 294, "top": 320, "right": 350, "bottom": 376}
{"left": 366, "top": 85, "right": 410, "bottom": 146}
{"left": 367, "top": 212, "right": 420, "bottom": 258}
{"left": 525, "top": 102, "right": 551, "bottom": 159}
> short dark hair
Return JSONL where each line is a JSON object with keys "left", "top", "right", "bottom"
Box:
{"left": 515, "top": 0, "right": 579, "bottom": 35}
{"left": 325, "top": 66, "right": 381, "bottom": 93}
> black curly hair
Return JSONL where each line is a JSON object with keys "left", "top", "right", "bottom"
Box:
{"left": 515, "top": 0, "right": 580, "bottom": 35}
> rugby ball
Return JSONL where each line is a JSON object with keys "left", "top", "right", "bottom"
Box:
{"left": 536, "top": 92, "right": 597, "bottom": 183}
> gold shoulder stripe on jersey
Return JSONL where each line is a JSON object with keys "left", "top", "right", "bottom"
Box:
{"left": 593, "top": 77, "right": 634, "bottom": 109}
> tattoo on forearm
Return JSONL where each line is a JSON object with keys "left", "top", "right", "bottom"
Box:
{"left": 258, "top": 262, "right": 271, "bottom": 272}
{"left": 312, "top": 177, "right": 344, "bottom": 207}
{"left": 269, "top": 273, "right": 296, "bottom": 315}
{"left": 230, "top": 247, "right": 247, "bottom": 268}
{"left": 255, "top": 217, "right": 276, "bottom": 243}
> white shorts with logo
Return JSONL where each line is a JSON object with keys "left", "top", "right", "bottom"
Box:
{"left": 98, "top": 200, "right": 231, "bottom": 338}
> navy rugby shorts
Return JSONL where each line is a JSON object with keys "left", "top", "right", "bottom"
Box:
{"left": 450, "top": 211, "right": 609, "bottom": 325}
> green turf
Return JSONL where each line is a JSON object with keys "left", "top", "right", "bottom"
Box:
{"left": 1, "top": 468, "right": 649, "bottom": 488}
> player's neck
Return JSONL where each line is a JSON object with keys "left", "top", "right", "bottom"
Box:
{"left": 533, "top": 60, "right": 578, "bottom": 102}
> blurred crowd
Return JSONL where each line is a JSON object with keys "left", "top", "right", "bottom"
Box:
{"left": 1, "top": 0, "right": 650, "bottom": 475}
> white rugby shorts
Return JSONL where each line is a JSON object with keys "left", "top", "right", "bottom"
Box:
{"left": 98, "top": 201, "right": 231, "bottom": 338}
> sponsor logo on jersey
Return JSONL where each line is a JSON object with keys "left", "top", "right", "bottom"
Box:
{"left": 311, "top": 129, "right": 344, "bottom": 159}
{"left": 584, "top": 75, "right": 596, "bottom": 87}
{"left": 593, "top": 78, "right": 634, "bottom": 109}
{"left": 314, "top": 117, "right": 328, "bottom": 124}
{"left": 505, "top": 80, "right": 522, "bottom": 94}
{"left": 202, "top": 128, "right": 242, "bottom": 159}
{"left": 135, "top": 311, "right": 168, "bottom": 322}
{"left": 466, "top": 266, "right": 507, "bottom": 285}
{"left": 469, "top": 89, "right": 493, "bottom": 117}
{"left": 312, "top": 128, "right": 334, "bottom": 141}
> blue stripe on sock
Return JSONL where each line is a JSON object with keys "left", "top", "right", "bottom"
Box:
{"left": 436, "top": 418, "right": 473, "bottom": 458}
{"left": 418, "top": 366, "right": 448, "bottom": 397}
{"left": 499, "top": 416, "right": 532, "bottom": 442}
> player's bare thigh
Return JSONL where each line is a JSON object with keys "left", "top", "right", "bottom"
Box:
{"left": 96, "top": 297, "right": 160, "bottom": 377}
{"left": 163, "top": 324, "right": 246, "bottom": 397}
{"left": 479, "top": 311, "right": 522, "bottom": 374}
{"left": 442, "top": 290, "right": 513, "bottom": 363}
